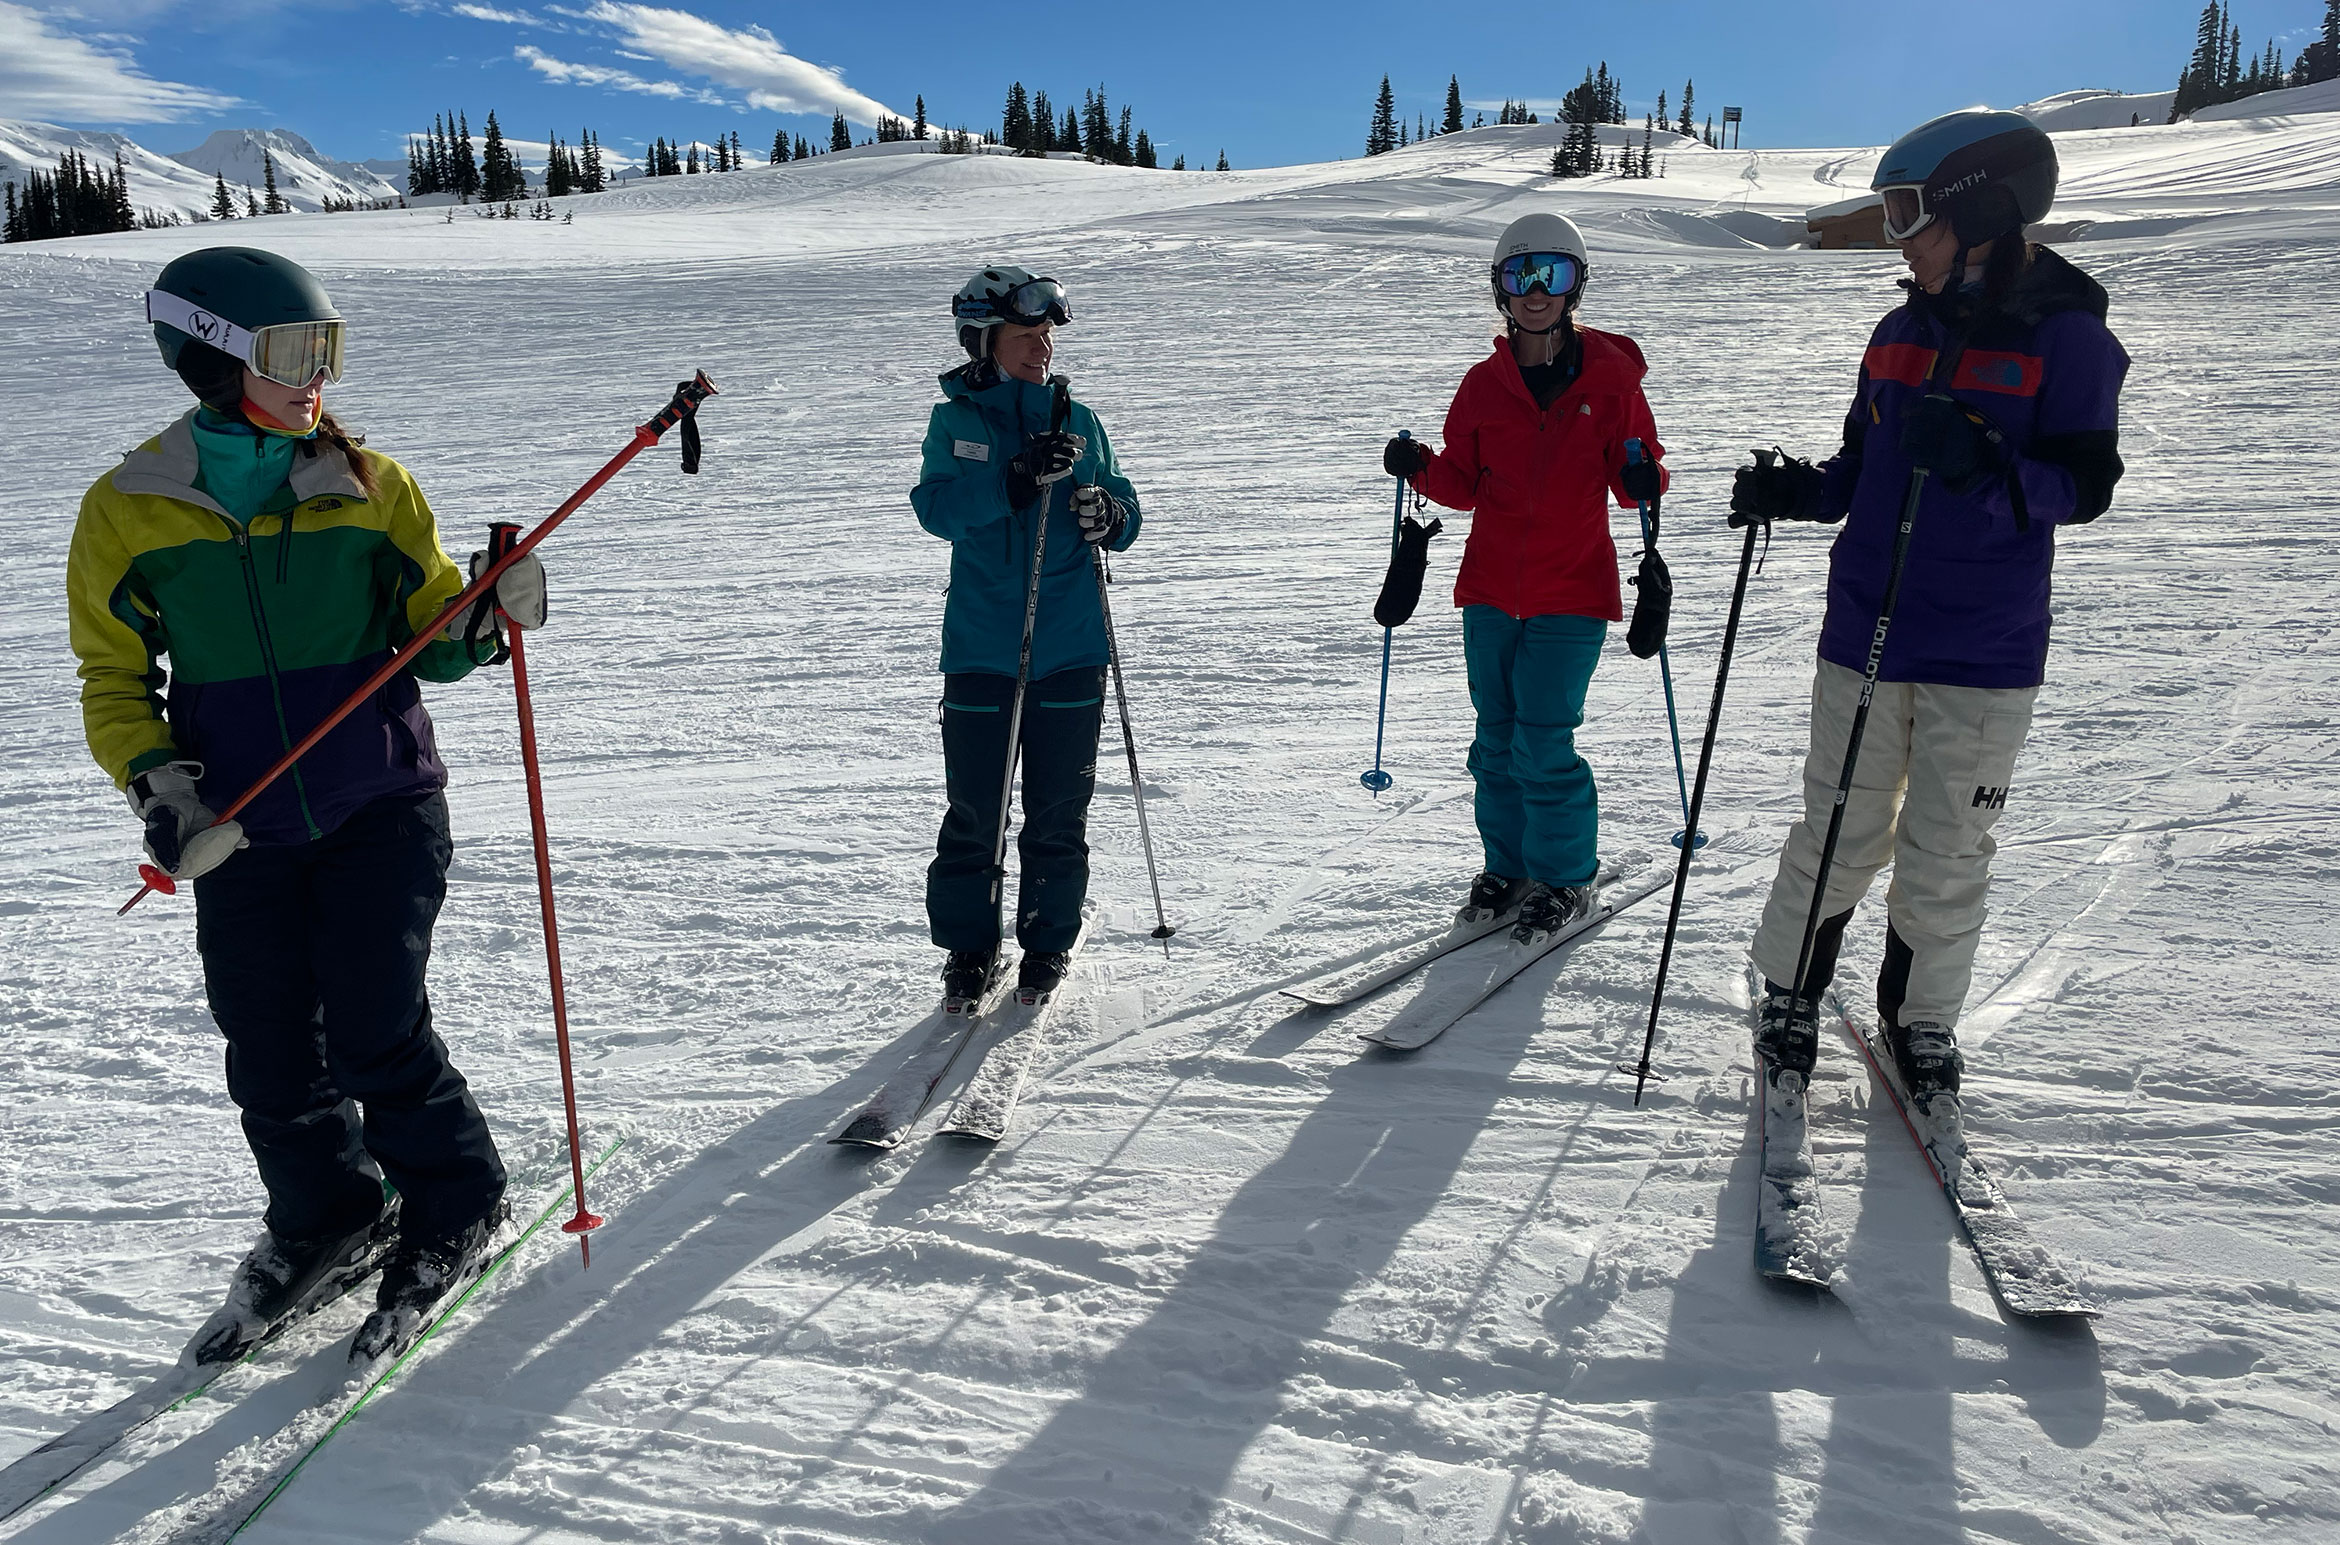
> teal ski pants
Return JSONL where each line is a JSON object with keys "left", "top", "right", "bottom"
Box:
{"left": 1462, "top": 606, "right": 1605, "bottom": 888}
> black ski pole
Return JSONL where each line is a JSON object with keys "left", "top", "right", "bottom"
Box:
{"left": 1626, "top": 497, "right": 1766, "bottom": 1104}
{"left": 1782, "top": 338, "right": 1969, "bottom": 1021}
{"left": 990, "top": 375, "right": 1074, "bottom": 946}
{"left": 1092, "top": 546, "right": 1177, "bottom": 957}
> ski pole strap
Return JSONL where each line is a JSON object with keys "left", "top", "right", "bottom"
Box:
{"left": 644, "top": 371, "right": 718, "bottom": 474}
{"left": 462, "top": 522, "right": 522, "bottom": 667}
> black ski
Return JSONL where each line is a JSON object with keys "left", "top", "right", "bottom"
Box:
{"left": 1825, "top": 991, "right": 2101, "bottom": 1318}
{"left": 831, "top": 969, "right": 1018, "bottom": 1150}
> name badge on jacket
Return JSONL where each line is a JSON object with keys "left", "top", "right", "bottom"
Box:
{"left": 953, "top": 440, "right": 990, "bottom": 462}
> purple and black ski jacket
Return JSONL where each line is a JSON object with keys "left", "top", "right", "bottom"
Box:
{"left": 1814, "top": 246, "right": 2130, "bottom": 689}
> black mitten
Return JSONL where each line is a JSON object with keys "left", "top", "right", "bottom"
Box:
{"left": 1627, "top": 547, "right": 1673, "bottom": 660}
{"left": 1374, "top": 515, "right": 1444, "bottom": 628}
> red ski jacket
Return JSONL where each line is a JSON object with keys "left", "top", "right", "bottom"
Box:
{"left": 1410, "top": 327, "right": 1667, "bottom": 623}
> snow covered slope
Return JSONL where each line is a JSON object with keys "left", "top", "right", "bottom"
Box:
{"left": 1, "top": 106, "right": 2336, "bottom": 1545}
{"left": 0, "top": 120, "right": 221, "bottom": 221}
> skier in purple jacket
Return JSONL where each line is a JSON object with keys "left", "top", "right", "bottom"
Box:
{"left": 1730, "top": 110, "right": 2130, "bottom": 1099}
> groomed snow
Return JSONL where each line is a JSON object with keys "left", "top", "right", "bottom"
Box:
{"left": 1, "top": 110, "right": 2336, "bottom": 1544}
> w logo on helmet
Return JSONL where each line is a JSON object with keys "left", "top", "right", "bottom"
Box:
{"left": 188, "top": 309, "right": 221, "bottom": 341}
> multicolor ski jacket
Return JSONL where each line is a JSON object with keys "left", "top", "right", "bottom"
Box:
{"left": 1409, "top": 326, "right": 1668, "bottom": 624}
{"left": 1815, "top": 246, "right": 2130, "bottom": 689}
{"left": 911, "top": 364, "right": 1141, "bottom": 680}
{"left": 67, "top": 409, "right": 479, "bottom": 846}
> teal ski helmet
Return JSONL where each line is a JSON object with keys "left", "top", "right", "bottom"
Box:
{"left": 147, "top": 247, "right": 344, "bottom": 405}
{"left": 1871, "top": 109, "right": 2058, "bottom": 247}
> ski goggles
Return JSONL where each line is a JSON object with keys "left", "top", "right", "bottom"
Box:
{"left": 1878, "top": 185, "right": 1936, "bottom": 243}
{"left": 1495, "top": 251, "right": 1584, "bottom": 299}
{"left": 146, "top": 290, "right": 346, "bottom": 388}
{"left": 957, "top": 276, "right": 1072, "bottom": 329}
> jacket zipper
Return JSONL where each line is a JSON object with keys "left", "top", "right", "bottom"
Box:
{"left": 229, "top": 517, "right": 323, "bottom": 839}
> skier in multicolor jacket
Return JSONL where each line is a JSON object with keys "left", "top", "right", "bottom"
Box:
{"left": 1383, "top": 212, "right": 1668, "bottom": 946}
{"left": 912, "top": 266, "right": 1142, "bottom": 1008}
{"left": 65, "top": 248, "right": 537, "bottom": 1363}
{"left": 1730, "top": 111, "right": 2130, "bottom": 1100}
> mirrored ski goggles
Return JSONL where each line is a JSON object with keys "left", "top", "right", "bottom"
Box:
{"left": 1495, "top": 251, "right": 1584, "bottom": 298}
{"left": 146, "top": 290, "right": 346, "bottom": 388}
{"left": 959, "top": 276, "right": 1072, "bottom": 329}
{"left": 1878, "top": 185, "right": 1935, "bottom": 242}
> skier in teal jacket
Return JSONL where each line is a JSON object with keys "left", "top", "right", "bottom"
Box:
{"left": 911, "top": 266, "right": 1141, "bottom": 1006}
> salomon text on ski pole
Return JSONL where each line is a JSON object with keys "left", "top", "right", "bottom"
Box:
{"left": 117, "top": 372, "right": 718, "bottom": 916}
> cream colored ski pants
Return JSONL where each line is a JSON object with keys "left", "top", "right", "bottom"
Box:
{"left": 1750, "top": 659, "right": 2037, "bottom": 1027}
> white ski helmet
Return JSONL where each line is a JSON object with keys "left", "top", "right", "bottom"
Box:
{"left": 952, "top": 264, "right": 1072, "bottom": 358}
{"left": 1490, "top": 211, "right": 1590, "bottom": 311}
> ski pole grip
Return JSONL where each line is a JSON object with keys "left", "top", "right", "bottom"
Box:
{"left": 1625, "top": 437, "right": 1644, "bottom": 465}
{"left": 1049, "top": 374, "right": 1072, "bottom": 433}
{"left": 642, "top": 370, "right": 717, "bottom": 441}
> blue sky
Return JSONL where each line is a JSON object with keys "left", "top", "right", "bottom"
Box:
{"left": 1, "top": 0, "right": 2325, "bottom": 167}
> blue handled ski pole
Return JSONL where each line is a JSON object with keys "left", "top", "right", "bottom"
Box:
{"left": 1361, "top": 431, "right": 1409, "bottom": 796}
{"left": 1625, "top": 438, "right": 1706, "bottom": 852}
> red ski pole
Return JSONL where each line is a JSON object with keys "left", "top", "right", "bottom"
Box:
{"left": 118, "top": 372, "right": 716, "bottom": 916}
{"left": 486, "top": 521, "right": 604, "bottom": 1264}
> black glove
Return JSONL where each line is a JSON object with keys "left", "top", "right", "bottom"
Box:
{"left": 1070, "top": 484, "right": 1126, "bottom": 545}
{"left": 1383, "top": 436, "right": 1430, "bottom": 479}
{"left": 1621, "top": 455, "right": 1663, "bottom": 505}
{"left": 1729, "top": 452, "right": 1828, "bottom": 527}
{"left": 1899, "top": 395, "right": 2002, "bottom": 492}
{"left": 1373, "top": 515, "right": 1444, "bottom": 628}
{"left": 1627, "top": 547, "right": 1672, "bottom": 660}
{"left": 1005, "top": 430, "right": 1086, "bottom": 508}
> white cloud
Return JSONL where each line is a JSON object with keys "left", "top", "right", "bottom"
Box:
{"left": 578, "top": 3, "right": 895, "bottom": 124}
{"left": 452, "top": 3, "right": 543, "bottom": 22}
{"left": 514, "top": 43, "right": 715, "bottom": 102}
{"left": 0, "top": 1, "right": 239, "bottom": 122}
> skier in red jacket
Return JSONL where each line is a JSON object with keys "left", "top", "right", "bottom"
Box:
{"left": 1384, "top": 212, "right": 1668, "bottom": 944}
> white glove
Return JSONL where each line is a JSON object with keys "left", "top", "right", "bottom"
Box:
{"left": 1070, "top": 484, "right": 1125, "bottom": 545}
{"left": 469, "top": 549, "right": 547, "bottom": 630}
{"left": 127, "top": 760, "right": 247, "bottom": 880}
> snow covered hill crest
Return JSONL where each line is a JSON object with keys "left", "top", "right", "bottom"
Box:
{"left": 1, "top": 120, "right": 399, "bottom": 218}
{"left": 165, "top": 128, "right": 401, "bottom": 211}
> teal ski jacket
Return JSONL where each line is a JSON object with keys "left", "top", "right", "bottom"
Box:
{"left": 911, "top": 365, "right": 1142, "bottom": 679}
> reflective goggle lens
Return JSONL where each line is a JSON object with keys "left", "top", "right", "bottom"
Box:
{"left": 1002, "top": 277, "right": 1071, "bottom": 326}
{"left": 1497, "top": 252, "right": 1583, "bottom": 298}
{"left": 249, "top": 320, "right": 345, "bottom": 388}
{"left": 1879, "top": 186, "right": 1931, "bottom": 242}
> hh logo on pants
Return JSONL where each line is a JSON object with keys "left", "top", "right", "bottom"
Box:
{"left": 1972, "top": 785, "right": 2009, "bottom": 810}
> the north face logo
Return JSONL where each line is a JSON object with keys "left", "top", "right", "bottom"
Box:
{"left": 1972, "top": 785, "right": 2008, "bottom": 810}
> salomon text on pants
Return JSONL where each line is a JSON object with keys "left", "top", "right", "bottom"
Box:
{"left": 193, "top": 792, "right": 507, "bottom": 1244}
{"left": 1462, "top": 607, "right": 1606, "bottom": 889}
{"left": 1750, "top": 659, "right": 2038, "bottom": 1028}
{"left": 927, "top": 667, "right": 1105, "bottom": 954}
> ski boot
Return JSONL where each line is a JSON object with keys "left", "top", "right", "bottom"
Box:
{"left": 1889, "top": 1019, "right": 1963, "bottom": 1101}
{"left": 1457, "top": 871, "right": 1528, "bottom": 925}
{"left": 942, "top": 948, "right": 1003, "bottom": 1015}
{"left": 188, "top": 1202, "right": 400, "bottom": 1366}
{"left": 1754, "top": 978, "right": 1819, "bottom": 1084}
{"left": 351, "top": 1202, "right": 509, "bottom": 1365}
{"left": 1016, "top": 950, "right": 1073, "bottom": 1004}
{"left": 1510, "top": 880, "right": 1596, "bottom": 946}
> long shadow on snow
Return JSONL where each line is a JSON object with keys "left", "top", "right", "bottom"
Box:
{"left": 22, "top": 1010, "right": 978, "bottom": 1544}
{"left": 919, "top": 989, "right": 1556, "bottom": 1542}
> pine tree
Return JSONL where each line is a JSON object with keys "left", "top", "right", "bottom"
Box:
{"left": 730, "top": 130, "right": 742, "bottom": 169}
{"left": 914, "top": 95, "right": 927, "bottom": 140}
{"left": 686, "top": 142, "right": 700, "bottom": 173}
{"left": 1677, "top": 79, "right": 1695, "bottom": 138}
{"left": 830, "top": 111, "right": 851, "bottom": 151}
{"left": 1030, "top": 88, "right": 1052, "bottom": 151}
{"left": 1443, "top": 75, "right": 1464, "bottom": 134}
{"left": 1134, "top": 128, "right": 1156, "bottom": 168}
{"left": 546, "top": 133, "right": 570, "bottom": 196}
{"left": 1642, "top": 113, "right": 1656, "bottom": 178}
{"left": 260, "top": 151, "right": 287, "bottom": 213}
{"left": 244, "top": 187, "right": 260, "bottom": 217}
{"left": 1003, "top": 83, "right": 1034, "bottom": 152}
{"left": 1216, "top": 149, "right": 1229, "bottom": 171}
{"left": 1061, "top": 105, "right": 1080, "bottom": 150}
{"left": 452, "top": 112, "right": 480, "bottom": 199}
{"left": 1116, "top": 105, "right": 1134, "bottom": 165}
{"left": 772, "top": 128, "right": 788, "bottom": 164}
{"left": 795, "top": 134, "right": 811, "bottom": 160}
{"left": 2175, "top": 1, "right": 2225, "bottom": 117}
{"left": 1367, "top": 74, "right": 1398, "bottom": 156}
{"left": 212, "top": 171, "right": 237, "bottom": 220}
{"left": 1554, "top": 68, "right": 1602, "bottom": 178}
{"left": 480, "top": 112, "right": 524, "bottom": 200}
{"left": 1398, "top": 119, "right": 1409, "bottom": 148}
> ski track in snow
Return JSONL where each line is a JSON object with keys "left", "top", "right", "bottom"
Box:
{"left": 1, "top": 119, "right": 2337, "bottom": 1545}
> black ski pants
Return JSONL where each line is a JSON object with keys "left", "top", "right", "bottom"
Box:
{"left": 193, "top": 791, "right": 506, "bottom": 1244}
{"left": 927, "top": 667, "right": 1104, "bottom": 955}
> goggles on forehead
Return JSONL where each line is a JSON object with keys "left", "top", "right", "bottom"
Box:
{"left": 147, "top": 290, "right": 346, "bottom": 389}
{"left": 958, "top": 276, "right": 1072, "bottom": 329}
{"left": 1878, "top": 185, "right": 1934, "bottom": 243}
{"left": 1495, "top": 251, "right": 1584, "bottom": 299}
